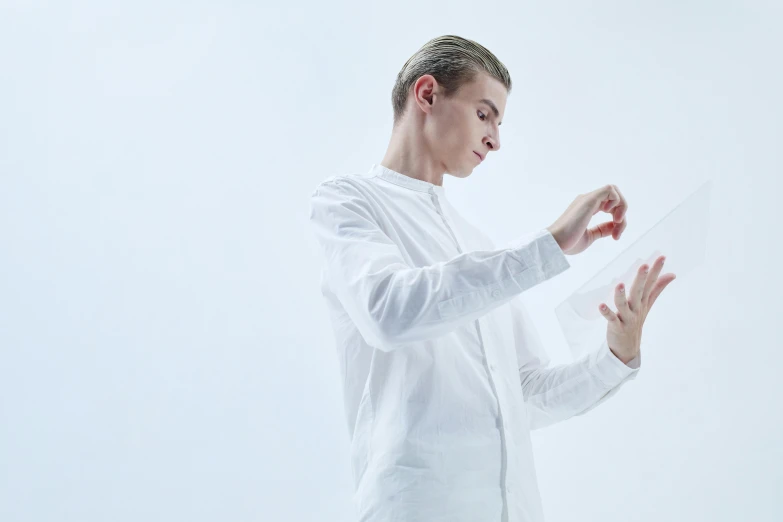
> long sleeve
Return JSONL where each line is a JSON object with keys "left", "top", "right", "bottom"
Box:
{"left": 510, "top": 298, "right": 640, "bottom": 430}
{"left": 308, "top": 178, "right": 570, "bottom": 351}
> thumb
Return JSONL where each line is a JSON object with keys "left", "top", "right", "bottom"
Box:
{"left": 587, "top": 221, "right": 616, "bottom": 244}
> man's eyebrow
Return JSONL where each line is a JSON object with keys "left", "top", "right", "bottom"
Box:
{"left": 479, "top": 98, "right": 502, "bottom": 125}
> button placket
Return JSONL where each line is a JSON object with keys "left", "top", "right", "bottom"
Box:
{"left": 429, "top": 189, "right": 462, "bottom": 253}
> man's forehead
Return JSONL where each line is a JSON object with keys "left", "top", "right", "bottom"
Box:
{"left": 472, "top": 75, "right": 506, "bottom": 100}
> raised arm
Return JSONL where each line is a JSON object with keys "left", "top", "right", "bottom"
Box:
{"left": 308, "top": 178, "right": 570, "bottom": 350}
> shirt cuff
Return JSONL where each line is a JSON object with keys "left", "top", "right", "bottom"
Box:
{"left": 588, "top": 340, "right": 641, "bottom": 388}
{"left": 625, "top": 353, "right": 641, "bottom": 369}
{"left": 505, "top": 228, "right": 570, "bottom": 280}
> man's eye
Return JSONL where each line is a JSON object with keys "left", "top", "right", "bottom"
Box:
{"left": 477, "top": 111, "right": 486, "bottom": 121}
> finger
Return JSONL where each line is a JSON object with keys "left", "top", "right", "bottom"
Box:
{"left": 603, "top": 185, "right": 627, "bottom": 239}
{"left": 648, "top": 273, "right": 677, "bottom": 309}
{"left": 643, "top": 256, "right": 666, "bottom": 304}
{"left": 603, "top": 185, "right": 624, "bottom": 221}
{"left": 614, "top": 281, "right": 631, "bottom": 318}
{"left": 599, "top": 302, "right": 618, "bottom": 322}
{"left": 612, "top": 216, "right": 627, "bottom": 240}
{"left": 604, "top": 185, "right": 620, "bottom": 213}
{"left": 594, "top": 185, "right": 620, "bottom": 216}
{"left": 628, "top": 263, "right": 650, "bottom": 312}
{"left": 611, "top": 185, "right": 628, "bottom": 223}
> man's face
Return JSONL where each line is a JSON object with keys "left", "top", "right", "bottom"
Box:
{"left": 422, "top": 71, "right": 507, "bottom": 178}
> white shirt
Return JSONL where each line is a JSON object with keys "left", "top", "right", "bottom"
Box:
{"left": 308, "top": 163, "right": 641, "bottom": 522}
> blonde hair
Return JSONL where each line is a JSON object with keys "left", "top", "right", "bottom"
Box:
{"left": 391, "top": 35, "right": 512, "bottom": 128}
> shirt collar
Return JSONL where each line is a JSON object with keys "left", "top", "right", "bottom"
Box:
{"left": 369, "top": 163, "right": 447, "bottom": 196}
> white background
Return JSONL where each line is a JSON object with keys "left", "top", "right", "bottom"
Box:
{"left": 1, "top": 1, "right": 781, "bottom": 521}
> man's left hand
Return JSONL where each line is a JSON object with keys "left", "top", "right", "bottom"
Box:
{"left": 599, "top": 255, "right": 677, "bottom": 364}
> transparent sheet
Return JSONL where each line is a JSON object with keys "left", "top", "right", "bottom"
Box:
{"left": 554, "top": 180, "right": 713, "bottom": 359}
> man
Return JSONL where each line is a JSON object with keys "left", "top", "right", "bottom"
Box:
{"left": 308, "top": 35, "right": 675, "bottom": 522}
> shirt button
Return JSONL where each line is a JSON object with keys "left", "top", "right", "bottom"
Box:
{"left": 489, "top": 364, "right": 496, "bottom": 372}
{"left": 491, "top": 289, "right": 501, "bottom": 298}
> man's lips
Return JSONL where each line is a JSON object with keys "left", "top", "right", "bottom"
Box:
{"left": 474, "top": 151, "right": 483, "bottom": 162}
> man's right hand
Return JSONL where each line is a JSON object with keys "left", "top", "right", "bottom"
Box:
{"left": 546, "top": 184, "right": 629, "bottom": 256}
